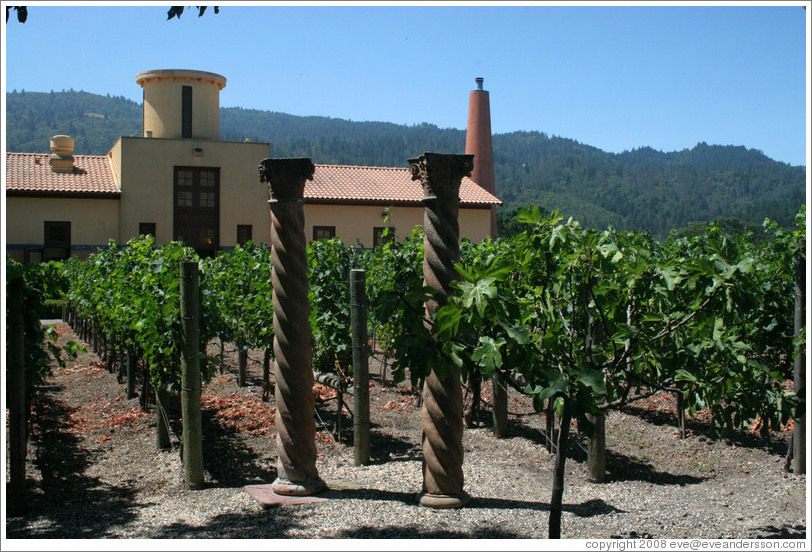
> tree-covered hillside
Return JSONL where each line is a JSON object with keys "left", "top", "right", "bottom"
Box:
{"left": 6, "top": 90, "right": 142, "bottom": 155}
{"left": 6, "top": 90, "right": 805, "bottom": 238}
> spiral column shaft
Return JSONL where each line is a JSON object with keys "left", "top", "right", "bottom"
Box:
{"left": 409, "top": 152, "right": 474, "bottom": 509}
{"left": 259, "top": 158, "right": 326, "bottom": 496}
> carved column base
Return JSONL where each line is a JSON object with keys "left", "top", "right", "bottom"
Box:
{"left": 419, "top": 491, "right": 471, "bottom": 509}
{"left": 272, "top": 475, "right": 327, "bottom": 496}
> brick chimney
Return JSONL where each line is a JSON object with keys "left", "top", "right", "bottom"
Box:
{"left": 465, "top": 77, "right": 497, "bottom": 236}
{"left": 49, "top": 135, "right": 75, "bottom": 173}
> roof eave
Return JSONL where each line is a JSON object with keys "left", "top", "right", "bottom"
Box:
{"left": 304, "top": 197, "right": 500, "bottom": 208}
{"left": 6, "top": 190, "right": 122, "bottom": 199}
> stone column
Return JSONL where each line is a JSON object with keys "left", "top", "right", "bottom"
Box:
{"left": 259, "top": 158, "right": 326, "bottom": 496}
{"left": 409, "top": 152, "right": 474, "bottom": 508}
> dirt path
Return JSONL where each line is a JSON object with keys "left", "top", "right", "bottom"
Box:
{"left": 5, "top": 322, "right": 807, "bottom": 540}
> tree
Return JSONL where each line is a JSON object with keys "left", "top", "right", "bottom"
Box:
{"left": 427, "top": 206, "right": 799, "bottom": 537}
{"left": 497, "top": 205, "right": 548, "bottom": 238}
{"left": 5, "top": 6, "right": 27, "bottom": 23}
{"left": 166, "top": 6, "right": 219, "bottom": 20}
{"left": 5, "top": 5, "right": 217, "bottom": 23}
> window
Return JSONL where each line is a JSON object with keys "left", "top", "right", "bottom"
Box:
{"left": 200, "top": 171, "right": 216, "bottom": 187}
{"left": 174, "top": 168, "right": 219, "bottom": 210}
{"left": 139, "top": 223, "right": 156, "bottom": 237}
{"left": 44, "top": 221, "right": 71, "bottom": 261}
{"left": 373, "top": 227, "right": 394, "bottom": 247}
{"left": 181, "top": 86, "right": 192, "bottom": 138}
{"left": 176, "top": 191, "right": 193, "bottom": 207}
{"left": 177, "top": 169, "right": 194, "bottom": 187}
{"left": 237, "top": 225, "right": 252, "bottom": 246}
{"left": 200, "top": 192, "right": 216, "bottom": 208}
{"left": 313, "top": 226, "right": 336, "bottom": 241}
{"left": 199, "top": 229, "right": 216, "bottom": 246}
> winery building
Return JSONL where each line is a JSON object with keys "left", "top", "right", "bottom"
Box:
{"left": 5, "top": 69, "right": 500, "bottom": 262}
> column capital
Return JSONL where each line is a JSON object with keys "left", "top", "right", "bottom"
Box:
{"left": 408, "top": 152, "right": 474, "bottom": 199}
{"left": 259, "top": 158, "right": 315, "bottom": 201}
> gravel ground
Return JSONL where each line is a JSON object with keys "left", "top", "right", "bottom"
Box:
{"left": 5, "top": 322, "right": 808, "bottom": 542}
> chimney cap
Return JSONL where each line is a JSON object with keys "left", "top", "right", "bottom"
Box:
{"left": 49, "top": 135, "right": 75, "bottom": 173}
{"left": 50, "top": 134, "right": 75, "bottom": 155}
{"left": 475, "top": 77, "right": 484, "bottom": 91}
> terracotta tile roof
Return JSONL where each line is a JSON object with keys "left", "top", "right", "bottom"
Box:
{"left": 5, "top": 154, "right": 500, "bottom": 206}
{"left": 5, "top": 152, "right": 119, "bottom": 197}
{"left": 308, "top": 164, "right": 501, "bottom": 207}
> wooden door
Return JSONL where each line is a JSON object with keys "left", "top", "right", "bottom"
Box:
{"left": 173, "top": 167, "right": 219, "bottom": 258}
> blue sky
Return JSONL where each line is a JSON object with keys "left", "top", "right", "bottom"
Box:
{"left": 3, "top": 2, "right": 810, "bottom": 166}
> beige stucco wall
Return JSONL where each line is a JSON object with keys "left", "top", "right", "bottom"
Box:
{"left": 458, "top": 208, "right": 493, "bottom": 243}
{"left": 5, "top": 196, "right": 120, "bottom": 249}
{"left": 303, "top": 203, "right": 423, "bottom": 247}
{"left": 302, "top": 203, "right": 492, "bottom": 247}
{"left": 114, "top": 137, "right": 491, "bottom": 249}
{"left": 108, "top": 138, "right": 123, "bottom": 191}
{"left": 137, "top": 70, "right": 224, "bottom": 140}
{"left": 114, "top": 136, "right": 271, "bottom": 247}
{"left": 6, "top": 136, "right": 493, "bottom": 262}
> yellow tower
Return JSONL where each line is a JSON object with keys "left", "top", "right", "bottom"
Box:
{"left": 136, "top": 69, "right": 226, "bottom": 141}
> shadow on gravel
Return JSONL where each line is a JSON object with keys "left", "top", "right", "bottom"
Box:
{"left": 472, "top": 496, "right": 624, "bottom": 518}
{"left": 149, "top": 508, "right": 305, "bottom": 538}
{"left": 201, "top": 410, "right": 277, "bottom": 488}
{"left": 504, "top": 416, "right": 556, "bottom": 448}
{"left": 313, "top": 399, "right": 422, "bottom": 466}
{"left": 620, "top": 405, "right": 789, "bottom": 457}
{"left": 605, "top": 450, "right": 707, "bottom": 486}
{"left": 330, "top": 488, "right": 623, "bottom": 519}
{"left": 338, "top": 524, "right": 525, "bottom": 538}
{"left": 5, "top": 388, "right": 146, "bottom": 538}
{"left": 366, "top": 430, "right": 421, "bottom": 465}
{"left": 334, "top": 497, "right": 624, "bottom": 538}
{"left": 503, "top": 416, "right": 588, "bottom": 461}
{"left": 749, "top": 524, "right": 806, "bottom": 539}
{"left": 476, "top": 407, "right": 707, "bottom": 487}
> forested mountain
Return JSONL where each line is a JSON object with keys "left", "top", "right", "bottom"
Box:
{"left": 6, "top": 90, "right": 142, "bottom": 155}
{"left": 6, "top": 90, "right": 806, "bottom": 238}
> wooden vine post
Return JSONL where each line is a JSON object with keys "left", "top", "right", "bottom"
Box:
{"left": 126, "top": 348, "right": 137, "bottom": 400}
{"left": 238, "top": 348, "right": 248, "bottom": 387}
{"left": 585, "top": 311, "right": 607, "bottom": 481}
{"left": 492, "top": 370, "right": 508, "bottom": 436}
{"left": 8, "top": 276, "right": 27, "bottom": 516}
{"left": 259, "top": 157, "right": 327, "bottom": 496}
{"left": 792, "top": 244, "right": 806, "bottom": 475}
{"left": 676, "top": 391, "right": 687, "bottom": 439}
{"left": 549, "top": 398, "right": 574, "bottom": 539}
{"left": 180, "top": 260, "right": 204, "bottom": 489}
{"left": 140, "top": 360, "right": 150, "bottom": 411}
{"left": 409, "top": 152, "right": 474, "bottom": 509}
{"left": 586, "top": 413, "right": 606, "bottom": 483}
{"left": 545, "top": 399, "right": 556, "bottom": 453}
{"left": 351, "top": 269, "right": 371, "bottom": 466}
{"left": 262, "top": 348, "right": 273, "bottom": 402}
{"left": 156, "top": 387, "right": 171, "bottom": 451}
